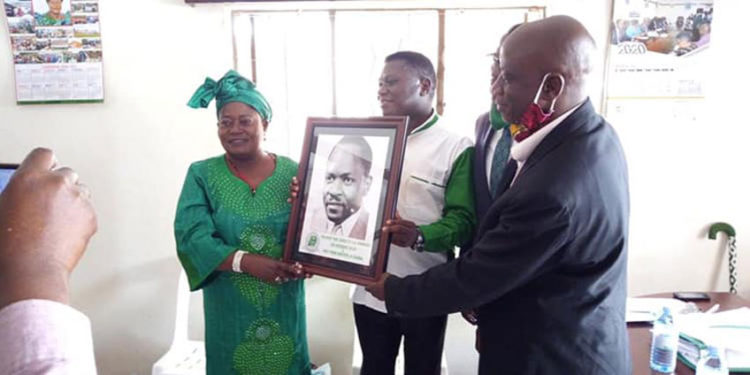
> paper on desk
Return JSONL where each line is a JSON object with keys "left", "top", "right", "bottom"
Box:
{"left": 680, "top": 307, "right": 750, "bottom": 351}
{"left": 626, "top": 297, "right": 688, "bottom": 322}
{"left": 678, "top": 307, "right": 750, "bottom": 370}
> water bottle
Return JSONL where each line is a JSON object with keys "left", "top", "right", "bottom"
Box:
{"left": 650, "top": 306, "right": 679, "bottom": 373}
{"left": 696, "top": 345, "right": 729, "bottom": 375}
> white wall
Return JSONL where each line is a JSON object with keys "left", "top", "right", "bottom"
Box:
{"left": 613, "top": 1, "right": 750, "bottom": 298}
{"left": 0, "top": 1, "right": 747, "bottom": 374}
{"left": 1, "top": 0, "right": 234, "bottom": 373}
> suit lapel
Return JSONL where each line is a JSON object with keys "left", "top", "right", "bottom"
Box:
{"left": 474, "top": 116, "right": 495, "bottom": 221}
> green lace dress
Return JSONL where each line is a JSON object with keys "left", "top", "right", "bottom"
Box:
{"left": 175, "top": 154, "right": 311, "bottom": 375}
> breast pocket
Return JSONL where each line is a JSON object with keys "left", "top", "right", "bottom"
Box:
{"left": 400, "top": 173, "right": 446, "bottom": 223}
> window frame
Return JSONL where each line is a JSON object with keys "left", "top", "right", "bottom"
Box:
{"left": 230, "top": 4, "right": 546, "bottom": 116}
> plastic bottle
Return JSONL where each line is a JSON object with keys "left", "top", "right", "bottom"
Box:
{"left": 650, "top": 306, "right": 679, "bottom": 373}
{"left": 696, "top": 345, "right": 729, "bottom": 375}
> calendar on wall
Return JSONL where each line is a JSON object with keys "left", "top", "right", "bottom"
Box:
{"left": 4, "top": 0, "right": 103, "bottom": 103}
{"left": 605, "top": 0, "right": 714, "bottom": 101}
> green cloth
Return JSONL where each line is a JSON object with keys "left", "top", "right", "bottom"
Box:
{"left": 489, "top": 104, "right": 509, "bottom": 130}
{"left": 187, "top": 70, "right": 273, "bottom": 121}
{"left": 174, "top": 155, "right": 310, "bottom": 375}
{"left": 419, "top": 147, "right": 477, "bottom": 252}
{"left": 34, "top": 12, "right": 71, "bottom": 26}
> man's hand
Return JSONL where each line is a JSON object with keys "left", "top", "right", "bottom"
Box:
{"left": 364, "top": 272, "right": 390, "bottom": 301}
{"left": 475, "top": 328, "right": 481, "bottom": 353}
{"left": 382, "top": 212, "right": 419, "bottom": 248}
{"left": 0, "top": 148, "right": 97, "bottom": 308}
{"left": 461, "top": 309, "right": 479, "bottom": 325}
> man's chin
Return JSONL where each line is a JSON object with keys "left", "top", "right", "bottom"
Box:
{"left": 325, "top": 208, "right": 343, "bottom": 221}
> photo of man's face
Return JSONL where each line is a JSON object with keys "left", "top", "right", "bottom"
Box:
{"left": 324, "top": 137, "right": 373, "bottom": 225}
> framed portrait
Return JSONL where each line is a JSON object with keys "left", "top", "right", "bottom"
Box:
{"left": 284, "top": 117, "right": 408, "bottom": 284}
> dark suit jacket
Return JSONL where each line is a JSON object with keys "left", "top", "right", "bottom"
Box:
{"left": 385, "top": 100, "right": 631, "bottom": 374}
{"left": 459, "top": 112, "right": 494, "bottom": 256}
{"left": 473, "top": 112, "right": 495, "bottom": 224}
{"left": 349, "top": 210, "right": 369, "bottom": 240}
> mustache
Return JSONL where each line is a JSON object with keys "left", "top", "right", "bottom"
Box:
{"left": 324, "top": 194, "right": 343, "bottom": 204}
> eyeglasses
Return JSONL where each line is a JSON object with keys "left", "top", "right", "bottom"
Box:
{"left": 218, "top": 117, "right": 257, "bottom": 130}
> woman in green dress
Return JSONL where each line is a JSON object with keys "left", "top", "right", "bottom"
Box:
{"left": 175, "top": 70, "right": 311, "bottom": 375}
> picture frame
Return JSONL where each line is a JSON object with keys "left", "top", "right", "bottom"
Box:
{"left": 284, "top": 116, "right": 408, "bottom": 284}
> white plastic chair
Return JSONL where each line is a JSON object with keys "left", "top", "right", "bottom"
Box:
{"left": 152, "top": 270, "right": 206, "bottom": 375}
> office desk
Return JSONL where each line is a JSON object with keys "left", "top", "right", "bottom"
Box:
{"left": 628, "top": 292, "right": 749, "bottom": 374}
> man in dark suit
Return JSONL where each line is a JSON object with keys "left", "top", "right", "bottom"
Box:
{"left": 472, "top": 24, "right": 521, "bottom": 225}
{"left": 367, "top": 15, "right": 631, "bottom": 374}
{"left": 461, "top": 22, "right": 520, "bottom": 333}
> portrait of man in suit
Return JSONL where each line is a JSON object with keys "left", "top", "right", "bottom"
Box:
{"left": 318, "top": 136, "right": 373, "bottom": 240}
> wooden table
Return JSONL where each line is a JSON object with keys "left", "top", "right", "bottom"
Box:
{"left": 628, "top": 292, "right": 749, "bottom": 374}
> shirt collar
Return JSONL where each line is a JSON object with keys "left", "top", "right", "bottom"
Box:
{"left": 510, "top": 102, "right": 583, "bottom": 163}
{"left": 326, "top": 207, "right": 364, "bottom": 236}
{"left": 410, "top": 109, "right": 439, "bottom": 135}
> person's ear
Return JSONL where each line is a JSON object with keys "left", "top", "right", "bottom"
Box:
{"left": 539, "top": 74, "right": 565, "bottom": 112}
{"left": 364, "top": 175, "right": 373, "bottom": 194}
{"left": 262, "top": 119, "right": 269, "bottom": 132}
{"left": 419, "top": 78, "right": 432, "bottom": 97}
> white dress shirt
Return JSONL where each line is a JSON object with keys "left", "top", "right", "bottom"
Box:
{"left": 510, "top": 103, "right": 584, "bottom": 186}
{"left": 326, "top": 207, "right": 364, "bottom": 237}
{"left": 0, "top": 300, "right": 97, "bottom": 375}
{"left": 351, "top": 112, "right": 472, "bottom": 313}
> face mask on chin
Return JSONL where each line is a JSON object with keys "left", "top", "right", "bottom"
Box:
{"left": 510, "top": 73, "right": 565, "bottom": 142}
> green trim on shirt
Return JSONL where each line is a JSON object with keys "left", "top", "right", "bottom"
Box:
{"left": 418, "top": 147, "right": 477, "bottom": 252}
{"left": 410, "top": 110, "right": 440, "bottom": 135}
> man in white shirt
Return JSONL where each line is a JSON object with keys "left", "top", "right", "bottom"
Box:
{"left": 0, "top": 148, "right": 98, "bottom": 375}
{"left": 352, "top": 51, "right": 476, "bottom": 375}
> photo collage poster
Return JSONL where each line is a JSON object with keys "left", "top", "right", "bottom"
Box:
{"left": 606, "top": 0, "right": 714, "bottom": 107}
{"left": 4, "top": 0, "right": 103, "bottom": 103}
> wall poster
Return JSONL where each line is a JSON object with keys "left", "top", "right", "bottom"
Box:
{"left": 605, "top": 0, "right": 714, "bottom": 117}
{"left": 4, "top": 0, "right": 103, "bottom": 103}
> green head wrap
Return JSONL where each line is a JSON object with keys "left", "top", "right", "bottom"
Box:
{"left": 187, "top": 70, "right": 272, "bottom": 122}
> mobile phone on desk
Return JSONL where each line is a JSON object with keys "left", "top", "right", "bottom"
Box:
{"left": 673, "top": 291, "right": 710, "bottom": 301}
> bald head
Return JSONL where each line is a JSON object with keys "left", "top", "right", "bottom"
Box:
{"left": 493, "top": 16, "right": 596, "bottom": 123}
{"left": 507, "top": 16, "right": 595, "bottom": 86}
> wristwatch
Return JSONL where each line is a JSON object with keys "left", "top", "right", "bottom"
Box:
{"left": 411, "top": 229, "right": 425, "bottom": 252}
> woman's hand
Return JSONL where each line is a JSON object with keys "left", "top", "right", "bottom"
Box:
{"left": 242, "top": 253, "right": 305, "bottom": 284}
{"left": 287, "top": 176, "right": 300, "bottom": 203}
